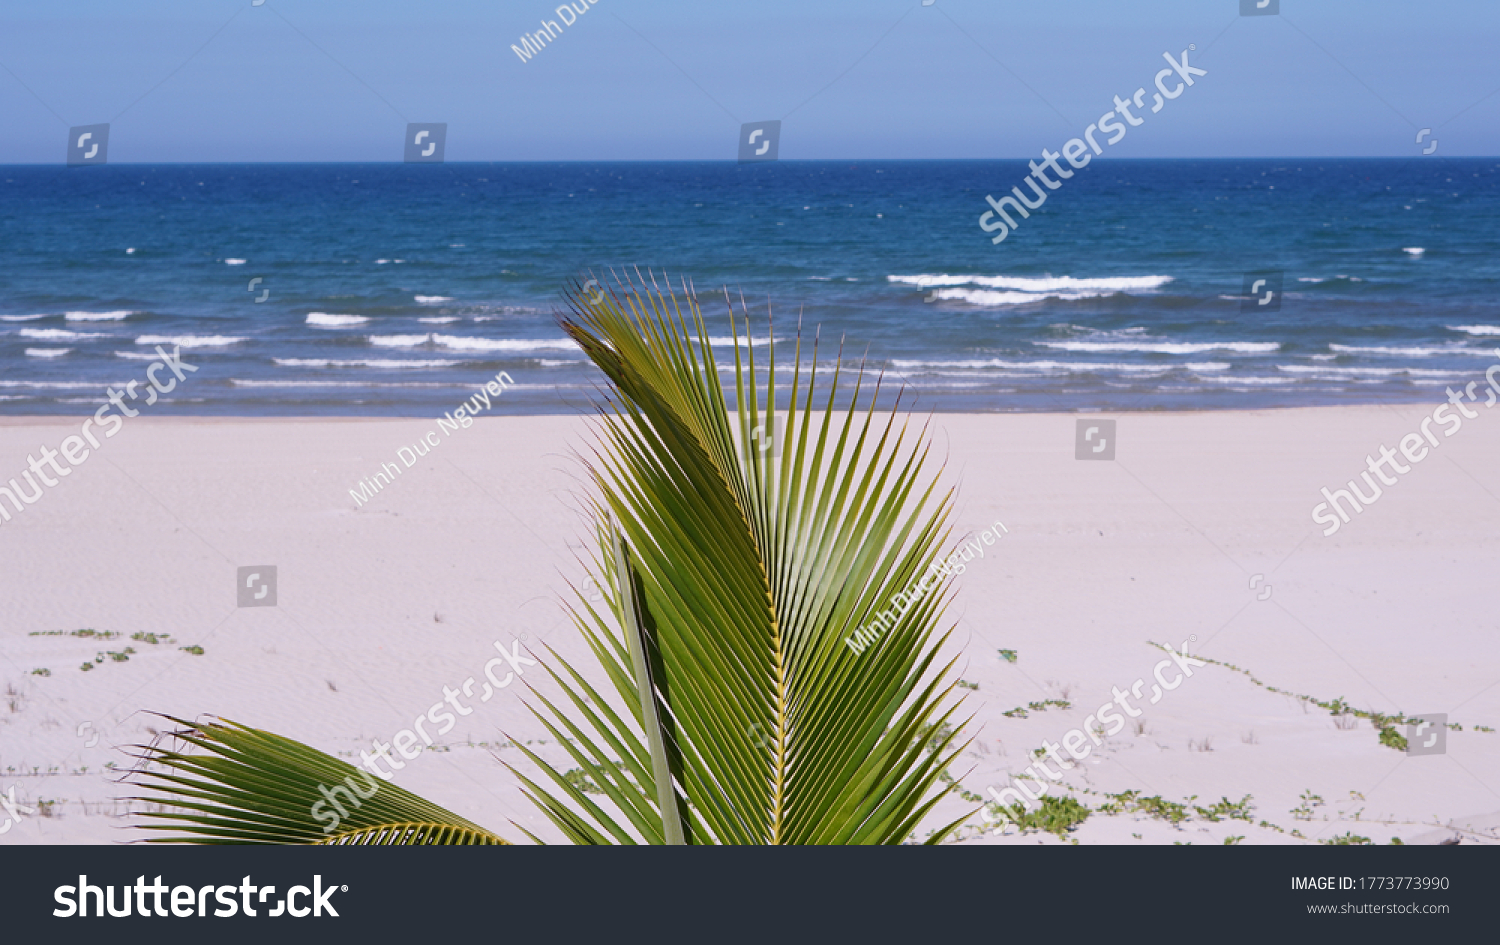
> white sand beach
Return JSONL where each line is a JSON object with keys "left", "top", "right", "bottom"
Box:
{"left": 1, "top": 406, "right": 1497, "bottom": 845}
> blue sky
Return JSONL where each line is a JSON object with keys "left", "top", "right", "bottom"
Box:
{"left": 1, "top": 0, "right": 1497, "bottom": 163}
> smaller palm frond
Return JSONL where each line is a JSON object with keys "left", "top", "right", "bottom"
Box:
{"left": 127, "top": 716, "right": 509, "bottom": 845}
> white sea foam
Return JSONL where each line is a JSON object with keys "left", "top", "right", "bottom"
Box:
{"left": 415, "top": 295, "right": 453, "bottom": 303}
{"left": 368, "top": 334, "right": 432, "bottom": 347}
{"left": 418, "top": 316, "right": 460, "bottom": 324}
{"left": 888, "top": 273, "right": 1173, "bottom": 292}
{"left": 1449, "top": 325, "right": 1500, "bottom": 336}
{"left": 911, "top": 381, "right": 992, "bottom": 389}
{"left": 700, "top": 336, "right": 779, "bottom": 347}
{"left": 1402, "top": 247, "right": 1425, "bottom": 255}
{"left": 225, "top": 258, "right": 247, "bottom": 265}
{"left": 135, "top": 334, "right": 245, "bottom": 347}
{"left": 1036, "top": 340, "right": 1279, "bottom": 354}
{"left": 20, "top": 328, "right": 104, "bottom": 341}
{"left": 274, "top": 358, "right": 459, "bottom": 369}
{"left": 25, "top": 348, "right": 71, "bottom": 358}
{"left": 1200, "top": 376, "right": 1300, "bottom": 386}
{"left": 64, "top": 310, "right": 134, "bottom": 321}
{"left": 889, "top": 358, "right": 1180, "bottom": 374}
{"left": 114, "top": 351, "right": 161, "bottom": 360}
{"left": 1277, "top": 364, "right": 1466, "bottom": 377}
{"left": 471, "top": 305, "right": 544, "bottom": 320}
{"left": 1, "top": 314, "right": 48, "bottom": 322}
{"left": 231, "top": 379, "right": 455, "bottom": 388}
{"left": 924, "top": 368, "right": 1171, "bottom": 380}
{"left": 306, "top": 312, "right": 369, "bottom": 328}
{"left": 1047, "top": 325, "right": 1148, "bottom": 338}
{"left": 0, "top": 380, "right": 99, "bottom": 389}
{"left": 924, "top": 288, "right": 1120, "bottom": 305}
{"left": 1184, "top": 362, "right": 1231, "bottom": 371}
{"left": 1328, "top": 344, "right": 1493, "bottom": 357}
{"left": 432, "top": 335, "right": 576, "bottom": 352}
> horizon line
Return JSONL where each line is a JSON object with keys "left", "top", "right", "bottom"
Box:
{"left": 4, "top": 155, "right": 1498, "bottom": 168}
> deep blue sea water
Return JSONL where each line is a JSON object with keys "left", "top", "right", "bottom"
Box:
{"left": 2, "top": 158, "right": 1498, "bottom": 415}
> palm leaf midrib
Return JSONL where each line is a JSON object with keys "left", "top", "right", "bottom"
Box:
{"left": 567, "top": 278, "right": 802, "bottom": 844}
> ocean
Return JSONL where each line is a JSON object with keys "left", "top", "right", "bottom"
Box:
{"left": 2, "top": 158, "right": 1498, "bottom": 415}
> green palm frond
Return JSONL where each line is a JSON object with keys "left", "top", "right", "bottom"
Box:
{"left": 129, "top": 267, "right": 973, "bottom": 846}
{"left": 513, "top": 268, "right": 972, "bottom": 844}
{"left": 127, "top": 716, "right": 508, "bottom": 845}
